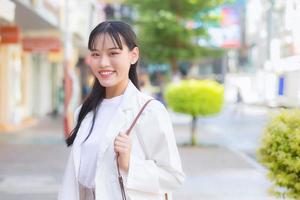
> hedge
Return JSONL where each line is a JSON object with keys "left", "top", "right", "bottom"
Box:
{"left": 258, "top": 109, "right": 300, "bottom": 199}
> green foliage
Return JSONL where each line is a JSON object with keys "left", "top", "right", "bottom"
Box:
{"left": 125, "top": 0, "right": 226, "bottom": 68}
{"left": 164, "top": 79, "right": 224, "bottom": 117}
{"left": 258, "top": 109, "right": 300, "bottom": 199}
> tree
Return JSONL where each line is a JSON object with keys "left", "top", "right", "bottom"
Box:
{"left": 125, "top": 0, "right": 227, "bottom": 74}
{"left": 165, "top": 79, "right": 224, "bottom": 145}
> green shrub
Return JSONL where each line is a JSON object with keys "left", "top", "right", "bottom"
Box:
{"left": 165, "top": 79, "right": 224, "bottom": 116}
{"left": 257, "top": 109, "right": 300, "bottom": 199}
{"left": 165, "top": 79, "right": 224, "bottom": 145}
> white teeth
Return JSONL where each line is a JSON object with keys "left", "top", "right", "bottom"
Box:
{"left": 99, "top": 71, "right": 114, "bottom": 75}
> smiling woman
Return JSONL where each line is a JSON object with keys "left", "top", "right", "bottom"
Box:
{"left": 58, "top": 21, "right": 185, "bottom": 200}
{"left": 89, "top": 32, "right": 139, "bottom": 98}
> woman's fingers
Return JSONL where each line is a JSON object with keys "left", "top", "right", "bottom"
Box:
{"left": 115, "top": 133, "right": 129, "bottom": 141}
{"left": 114, "top": 132, "right": 131, "bottom": 154}
{"left": 114, "top": 132, "right": 131, "bottom": 171}
{"left": 114, "top": 145, "right": 128, "bottom": 153}
{"left": 114, "top": 141, "right": 129, "bottom": 148}
{"left": 115, "top": 134, "right": 130, "bottom": 145}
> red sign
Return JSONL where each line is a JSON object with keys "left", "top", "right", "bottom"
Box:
{"left": 0, "top": 26, "right": 20, "bottom": 44}
{"left": 22, "top": 37, "right": 61, "bottom": 52}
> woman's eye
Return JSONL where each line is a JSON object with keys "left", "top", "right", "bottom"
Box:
{"left": 91, "top": 53, "right": 100, "bottom": 57}
{"left": 110, "top": 52, "right": 119, "bottom": 56}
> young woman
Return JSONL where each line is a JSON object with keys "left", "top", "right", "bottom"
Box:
{"left": 58, "top": 21, "right": 185, "bottom": 200}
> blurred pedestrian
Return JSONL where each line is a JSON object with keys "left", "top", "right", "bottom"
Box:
{"left": 234, "top": 87, "right": 244, "bottom": 115}
{"left": 58, "top": 21, "right": 185, "bottom": 200}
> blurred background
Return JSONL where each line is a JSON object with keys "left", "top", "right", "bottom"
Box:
{"left": 0, "top": 0, "right": 300, "bottom": 199}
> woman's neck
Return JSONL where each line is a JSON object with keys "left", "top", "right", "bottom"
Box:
{"left": 105, "top": 79, "right": 129, "bottom": 99}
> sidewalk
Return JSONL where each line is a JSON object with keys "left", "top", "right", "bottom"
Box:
{"left": 170, "top": 105, "right": 275, "bottom": 200}
{"left": 0, "top": 107, "right": 276, "bottom": 200}
{"left": 174, "top": 146, "right": 273, "bottom": 200}
{"left": 0, "top": 117, "right": 67, "bottom": 200}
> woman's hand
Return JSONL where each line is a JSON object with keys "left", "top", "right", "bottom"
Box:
{"left": 114, "top": 133, "right": 131, "bottom": 172}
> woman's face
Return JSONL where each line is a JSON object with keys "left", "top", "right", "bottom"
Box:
{"left": 89, "top": 33, "right": 139, "bottom": 93}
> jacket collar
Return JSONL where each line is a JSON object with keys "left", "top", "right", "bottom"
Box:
{"left": 119, "top": 80, "right": 140, "bottom": 111}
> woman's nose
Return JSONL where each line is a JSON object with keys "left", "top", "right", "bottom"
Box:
{"left": 98, "top": 55, "right": 110, "bottom": 67}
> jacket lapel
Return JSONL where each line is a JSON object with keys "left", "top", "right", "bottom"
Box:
{"left": 97, "top": 107, "right": 127, "bottom": 160}
{"left": 72, "top": 80, "right": 140, "bottom": 179}
{"left": 97, "top": 80, "right": 139, "bottom": 164}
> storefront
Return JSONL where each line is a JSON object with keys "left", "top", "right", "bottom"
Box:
{"left": 0, "top": 0, "right": 63, "bottom": 131}
{"left": 0, "top": 21, "right": 25, "bottom": 130}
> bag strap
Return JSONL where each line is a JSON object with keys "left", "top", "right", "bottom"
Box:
{"left": 125, "top": 99, "right": 155, "bottom": 136}
{"left": 116, "top": 99, "right": 168, "bottom": 200}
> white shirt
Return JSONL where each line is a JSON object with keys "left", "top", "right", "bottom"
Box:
{"left": 78, "top": 94, "right": 123, "bottom": 189}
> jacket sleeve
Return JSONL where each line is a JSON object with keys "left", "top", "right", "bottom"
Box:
{"left": 124, "top": 100, "right": 185, "bottom": 194}
{"left": 58, "top": 107, "right": 82, "bottom": 200}
{"left": 58, "top": 148, "right": 79, "bottom": 200}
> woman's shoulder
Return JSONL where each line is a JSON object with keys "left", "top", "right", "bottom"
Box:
{"left": 137, "top": 91, "right": 168, "bottom": 116}
{"left": 73, "top": 104, "right": 94, "bottom": 123}
{"left": 73, "top": 105, "right": 82, "bottom": 123}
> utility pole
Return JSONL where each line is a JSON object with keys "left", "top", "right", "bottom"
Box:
{"left": 63, "top": 0, "right": 73, "bottom": 138}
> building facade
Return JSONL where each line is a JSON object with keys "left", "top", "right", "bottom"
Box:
{"left": 0, "top": 0, "right": 106, "bottom": 132}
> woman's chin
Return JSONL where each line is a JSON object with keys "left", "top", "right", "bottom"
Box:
{"left": 98, "top": 79, "right": 115, "bottom": 88}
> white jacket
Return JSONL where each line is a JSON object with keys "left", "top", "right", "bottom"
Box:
{"left": 58, "top": 80, "right": 185, "bottom": 200}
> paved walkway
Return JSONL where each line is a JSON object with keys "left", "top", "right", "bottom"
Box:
{"left": 170, "top": 105, "right": 276, "bottom": 199}
{"left": 0, "top": 105, "right": 278, "bottom": 200}
{"left": 174, "top": 147, "right": 274, "bottom": 200}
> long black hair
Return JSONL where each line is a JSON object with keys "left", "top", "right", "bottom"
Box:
{"left": 66, "top": 21, "right": 140, "bottom": 147}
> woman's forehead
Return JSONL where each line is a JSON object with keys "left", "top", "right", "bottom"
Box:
{"left": 92, "top": 33, "right": 123, "bottom": 51}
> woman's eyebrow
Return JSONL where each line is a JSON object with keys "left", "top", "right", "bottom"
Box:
{"left": 90, "top": 47, "right": 120, "bottom": 51}
{"left": 108, "top": 47, "right": 120, "bottom": 50}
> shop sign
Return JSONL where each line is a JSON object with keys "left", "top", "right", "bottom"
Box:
{"left": 22, "top": 37, "right": 61, "bottom": 52}
{"left": 0, "top": 26, "right": 20, "bottom": 44}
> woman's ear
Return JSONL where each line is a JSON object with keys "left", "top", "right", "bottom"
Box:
{"left": 130, "top": 47, "right": 139, "bottom": 65}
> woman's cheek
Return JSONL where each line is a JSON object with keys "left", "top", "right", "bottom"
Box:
{"left": 89, "top": 64, "right": 98, "bottom": 76}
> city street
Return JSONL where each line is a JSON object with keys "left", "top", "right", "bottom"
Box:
{"left": 1, "top": 0, "right": 299, "bottom": 199}
{"left": 0, "top": 104, "right": 276, "bottom": 200}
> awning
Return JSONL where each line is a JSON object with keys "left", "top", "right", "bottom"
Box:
{"left": 12, "top": 0, "right": 58, "bottom": 31}
{"left": 0, "top": 0, "right": 16, "bottom": 23}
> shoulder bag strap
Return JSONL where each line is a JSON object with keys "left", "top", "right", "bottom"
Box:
{"left": 125, "top": 99, "right": 154, "bottom": 136}
{"left": 116, "top": 99, "right": 168, "bottom": 200}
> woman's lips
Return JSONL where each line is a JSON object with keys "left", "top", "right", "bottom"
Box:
{"left": 98, "top": 70, "right": 116, "bottom": 79}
